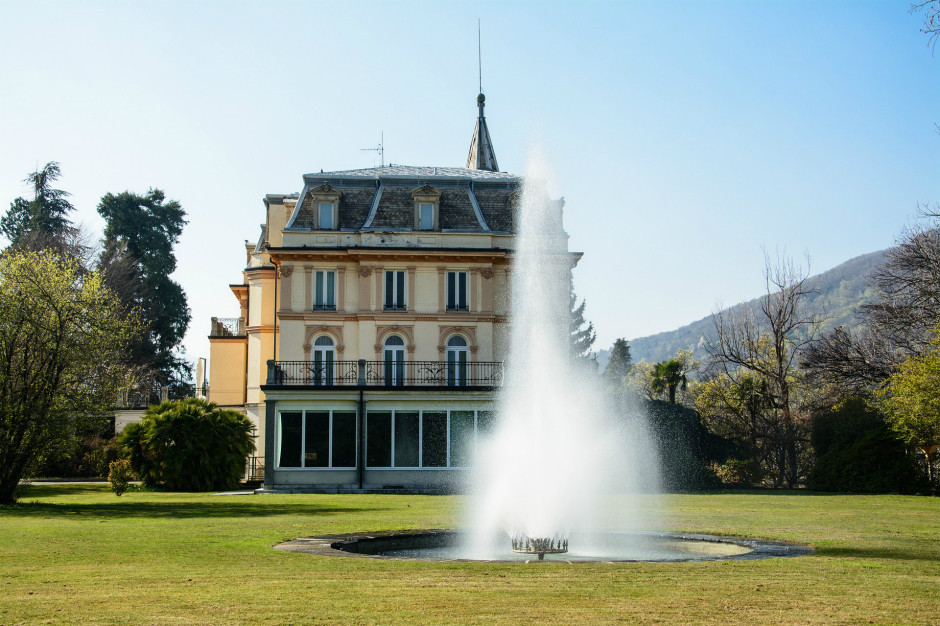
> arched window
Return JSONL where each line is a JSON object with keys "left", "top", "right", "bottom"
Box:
{"left": 446, "top": 335, "right": 469, "bottom": 386}
{"left": 312, "top": 335, "right": 334, "bottom": 385}
{"left": 383, "top": 335, "right": 406, "bottom": 386}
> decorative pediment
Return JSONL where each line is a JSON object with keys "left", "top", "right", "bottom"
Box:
{"left": 311, "top": 182, "right": 339, "bottom": 195}
{"left": 411, "top": 184, "right": 442, "bottom": 202}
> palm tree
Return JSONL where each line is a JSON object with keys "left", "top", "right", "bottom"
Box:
{"left": 652, "top": 359, "right": 688, "bottom": 404}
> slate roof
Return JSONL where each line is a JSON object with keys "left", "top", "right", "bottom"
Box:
{"left": 287, "top": 165, "right": 520, "bottom": 234}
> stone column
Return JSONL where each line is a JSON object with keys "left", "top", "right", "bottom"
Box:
{"left": 374, "top": 265, "right": 384, "bottom": 311}
{"left": 437, "top": 266, "right": 446, "bottom": 313}
{"left": 303, "top": 265, "right": 313, "bottom": 311}
{"left": 279, "top": 265, "right": 293, "bottom": 312}
{"left": 407, "top": 266, "right": 416, "bottom": 311}
{"left": 337, "top": 265, "right": 347, "bottom": 313}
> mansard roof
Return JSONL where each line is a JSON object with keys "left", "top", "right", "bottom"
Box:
{"left": 285, "top": 164, "right": 520, "bottom": 234}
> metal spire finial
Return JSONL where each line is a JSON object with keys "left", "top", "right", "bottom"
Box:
{"left": 466, "top": 20, "right": 498, "bottom": 171}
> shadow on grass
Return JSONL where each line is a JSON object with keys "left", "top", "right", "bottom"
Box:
{"left": 700, "top": 489, "right": 933, "bottom": 497}
{"left": 0, "top": 486, "right": 379, "bottom": 519}
{"left": 816, "top": 546, "right": 940, "bottom": 563}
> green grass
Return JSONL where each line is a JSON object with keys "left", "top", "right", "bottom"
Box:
{"left": 1, "top": 486, "right": 938, "bottom": 624}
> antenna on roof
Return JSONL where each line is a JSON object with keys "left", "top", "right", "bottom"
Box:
{"left": 360, "top": 131, "right": 384, "bottom": 167}
{"left": 478, "top": 19, "right": 483, "bottom": 94}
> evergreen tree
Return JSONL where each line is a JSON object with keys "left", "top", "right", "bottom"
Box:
{"left": 569, "top": 285, "right": 597, "bottom": 364}
{"left": 1, "top": 162, "right": 76, "bottom": 250}
{"left": 604, "top": 338, "right": 633, "bottom": 384}
{"left": 97, "top": 189, "right": 190, "bottom": 391}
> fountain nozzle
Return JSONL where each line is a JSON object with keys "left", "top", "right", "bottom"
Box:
{"left": 510, "top": 533, "right": 569, "bottom": 560}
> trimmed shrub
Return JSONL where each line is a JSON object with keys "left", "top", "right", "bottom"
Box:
{"left": 808, "top": 398, "right": 926, "bottom": 493}
{"left": 645, "top": 400, "right": 731, "bottom": 491}
{"left": 121, "top": 398, "right": 255, "bottom": 491}
{"left": 108, "top": 459, "right": 134, "bottom": 496}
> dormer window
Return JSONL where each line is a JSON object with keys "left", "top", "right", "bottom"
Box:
{"left": 291, "top": 183, "right": 341, "bottom": 231}
{"left": 318, "top": 202, "right": 335, "bottom": 230}
{"left": 412, "top": 184, "right": 441, "bottom": 231}
{"left": 419, "top": 203, "right": 434, "bottom": 230}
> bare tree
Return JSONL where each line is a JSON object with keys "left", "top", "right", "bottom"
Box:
{"left": 912, "top": 1, "right": 940, "bottom": 52}
{"left": 804, "top": 209, "right": 940, "bottom": 393}
{"left": 706, "top": 253, "right": 819, "bottom": 487}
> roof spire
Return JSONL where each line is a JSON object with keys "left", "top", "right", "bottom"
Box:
{"left": 466, "top": 21, "right": 499, "bottom": 172}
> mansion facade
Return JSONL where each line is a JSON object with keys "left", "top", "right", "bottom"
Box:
{"left": 207, "top": 94, "right": 573, "bottom": 491}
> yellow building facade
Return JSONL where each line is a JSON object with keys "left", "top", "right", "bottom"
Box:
{"left": 208, "top": 94, "right": 532, "bottom": 491}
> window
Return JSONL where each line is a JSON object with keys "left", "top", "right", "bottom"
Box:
{"left": 312, "top": 336, "right": 334, "bottom": 385}
{"left": 365, "top": 409, "right": 494, "bottom": 468}
{"left": 412, "top": 185, "right": 440, "bottom": 230}
{"left": 314, "top": 270, "right": 336, "bottom": 311}
{"left": 394, "top": 411, "right": 419, "bottom": 467}
{"left": 278, "top": 412, "right": 303, "bottom": 467}
{"left": 446, "top": 271, "right": 468, "bottom": 312}
{"left": 366, "top": 411, "right": 392, "bottom": 467}
{"left": 318, "top": 202, "right": 335, "bottom": 229}
{"left": 447, "top": 336, "right": 469, "bottom": 386}
{"left": 419, "top": 203, "right": 434, "bottom": 230}
{"left": 449, "top": 411, "right": 475, "bottom": 467}
{"left": 383, "top": 335, "right": 406, "bottom": 386}
{"left": 422, "top": 411, "right": 447, "bottom": 467}
{"left": 384, "top": 270, "right": 406, "bottom": 311}
{"left": 276, "top": 409, "right": 356, "bottom": 468}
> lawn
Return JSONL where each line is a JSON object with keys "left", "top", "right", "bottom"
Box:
{"left": 0, "top": 486, "right": 938, "bottom": 625}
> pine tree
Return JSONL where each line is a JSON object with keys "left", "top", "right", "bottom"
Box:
{"left": 603, "top": 338, "right": 632, "bottom": 384}
{"left": 569, "top": 285, "right": 597, "bottom": 364}
{"left": 1, "top": 162, "right": 76, "bottom": 250}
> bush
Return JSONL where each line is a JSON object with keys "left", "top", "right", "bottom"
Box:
{"left": 120, "top": 398, "right": 255, "bottom": 491}
{"left": 108, "top": 459, "right": 134, "bottom": 496}
{"left": 645, "top": 400, "right": 730, "bottom": 491}
{"left": 34, "top": 434, "right": 121, "bottom": 478}
{"left": 808, "top": 398, "right": 926, "bottom": 493}
{"left": 712, "top": 458, "right": 762, "bottom": 486}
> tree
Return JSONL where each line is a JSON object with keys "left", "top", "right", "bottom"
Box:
{"left": 1, "top": 162, "right": 76, "bottom": 251}
{"left": 707, "top": 254, "right": 819, "bottom": 487}
{"left": 877, "top": 328, "right": 940, "bottom": 482}
{"left": 804, "top": 212, "right": 940, "bottom": 394}
{"left": 912, "top": 1, "right": 940, "bottom": 52}
{"left": 569, "top": 284, "right": 597, "bottom": 364}
{"left": 0, "top": 250, "right": 140, "bottom": 503}
{"left": 121, "top": 398, "right": 255, "bottom": 491}
{"left": 603, "top": 338, "right": 632, "bottom": 386}
{"left": 652, "top": 359, "right": 688, "bottom": 404}
{"left": 97, "top": 189, "right": 190, "bottom": 392}
{"left": 627, "top": 361, "right": 656, "bottom": 400}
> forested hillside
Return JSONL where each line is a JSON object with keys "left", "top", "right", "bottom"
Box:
{"left": 599, "top": 249, "right": 886, "bottom": 368}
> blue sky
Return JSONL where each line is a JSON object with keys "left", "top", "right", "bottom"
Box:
{"left": 1, "top": 1, "right": 938, "bottom": 364}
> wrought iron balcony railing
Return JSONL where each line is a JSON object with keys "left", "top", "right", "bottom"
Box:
{"left": 265, "top": 360, "right": 503, "bottom": 388}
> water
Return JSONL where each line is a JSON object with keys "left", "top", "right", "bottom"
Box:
{"left": 463, "top": 153, "right": 661, "bottom": 560}
{"left": 385, "top": 532, "right": 752, "bottom": 562}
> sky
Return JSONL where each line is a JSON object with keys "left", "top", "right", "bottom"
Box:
{"left": 1, "top": 0, "right": 938, "bottom": 367}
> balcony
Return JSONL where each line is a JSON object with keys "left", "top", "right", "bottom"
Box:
{"left": 264, "top": 360, "right": 503, "bottom": 388}
{"left": 210, "top": 316, "right": 246, "bottom": 337}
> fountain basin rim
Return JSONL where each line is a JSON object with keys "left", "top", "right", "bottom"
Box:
{"left": 274, "top": 529, "right": 814, "bottom": 562}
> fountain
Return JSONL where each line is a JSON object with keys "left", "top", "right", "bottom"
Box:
{"left": 461, "top": 151, "right": 662, "bottom": 561}
{"left": 274, "top": 152, "right": 813, "bottom": 563}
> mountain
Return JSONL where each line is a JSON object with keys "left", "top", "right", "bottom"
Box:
{"left": 597, "top": 249, "right": 887, "bottom": 369}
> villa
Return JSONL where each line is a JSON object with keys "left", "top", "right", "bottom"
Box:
{"left": 207, "top": 93, "right": 575, "bottom": 492}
